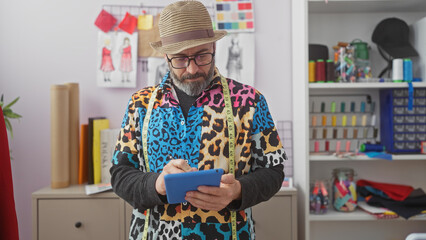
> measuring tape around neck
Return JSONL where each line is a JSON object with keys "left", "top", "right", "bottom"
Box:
{"left": 220, "top": 76, "right": 237, "bottom": 240}
{"left": 141, "top": 73, "right": 237, "bottom": 240}
{"left": 140, "top": 72, "right": 168, "bottom": 240}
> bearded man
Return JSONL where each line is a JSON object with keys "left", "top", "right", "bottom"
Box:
{"left": 111, "top": 1, "right": 287, "bottom": 239}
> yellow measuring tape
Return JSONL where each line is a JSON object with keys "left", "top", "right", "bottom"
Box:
{"left": 141, "top": 86, "right": 159, "bottom": 240}
{"left": 220, "top": 76, "right": 237, "bottom": 240}
{"left": 141, "top": 74, "right": 237, "bottom": 240}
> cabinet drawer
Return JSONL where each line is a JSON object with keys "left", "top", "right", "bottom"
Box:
{"left": 37, "top": 198, "right": 121, "bottom": 240}
{"left": 252, "top": 195, "right": 294, "bottom": 240}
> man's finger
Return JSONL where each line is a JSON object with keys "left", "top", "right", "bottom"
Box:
{"left": 171, "top": 159, "right": 193, "bottom": 172}
{"left": 221, "top": 173, "right": 236, "bottom": 184}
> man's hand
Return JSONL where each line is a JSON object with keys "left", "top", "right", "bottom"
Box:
{"left": 184, "top": 173, "right": 242, "bottom": 211}
{"left": 155, "top": 159, "right": 196, "bottom": 195}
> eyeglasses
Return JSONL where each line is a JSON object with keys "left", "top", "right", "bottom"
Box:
{"left": 166, "top": 52, "right": 215, "bottom": 69}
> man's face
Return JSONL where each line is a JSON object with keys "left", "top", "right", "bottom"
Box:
{"left": 167, "top": 43, "right": 215, "bottom": 96}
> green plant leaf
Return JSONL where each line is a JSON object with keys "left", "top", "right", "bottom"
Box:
{"left": 4, "top": 118, "right": 13, "bottom": 138}
{"left": 3, "top": 108, "right": 12, "bottom": 115}
{"left": 6, "top": 111, "right": 22, "bottom": 119}
{"left": 4, "top": 97, "right": 19, "bottom": 109}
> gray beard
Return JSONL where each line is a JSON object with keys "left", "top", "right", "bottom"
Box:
{"left": 169, "top": 62, "right": 215, "bottom": 97}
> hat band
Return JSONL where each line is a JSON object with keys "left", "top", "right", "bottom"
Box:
{"left": 161, "top": 29, "right": 214, "bottom": 46}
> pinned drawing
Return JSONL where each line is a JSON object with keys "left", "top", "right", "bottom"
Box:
{"left": 100, "top": 38, "right": 115, "bottom": 82}
{"left": 216, "top": 33, "right": 255, "bottom": 86}
{"left": 97, "top": 31, "right": 138, "bottom": 88}
{"left": 147, "top": 58, "right": 168, "bottom": 87}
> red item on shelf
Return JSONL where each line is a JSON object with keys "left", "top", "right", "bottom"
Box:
{"left": 357, "top": 179, "right": 414, "bottom": 201}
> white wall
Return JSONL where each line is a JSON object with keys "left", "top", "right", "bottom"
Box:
{"left": 0, "top": 0, "right": 292, "bottom": 239}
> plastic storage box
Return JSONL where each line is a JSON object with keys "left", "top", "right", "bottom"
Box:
{"left": 380, "top": 88, "right": 426, "bottom": 153}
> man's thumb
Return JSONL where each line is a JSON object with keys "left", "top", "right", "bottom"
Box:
{"left": 221, "top": 173, "right": 235, "bottom": 184}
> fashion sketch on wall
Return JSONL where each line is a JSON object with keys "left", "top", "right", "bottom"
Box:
{"left": 97, "top": 31, "right": 138, "bottom": 88}
{"left": 216, "top": 33, "right": 255, "bottom": 86}
{"left": 147, "top": 57, "right": 168, "bottom": 87}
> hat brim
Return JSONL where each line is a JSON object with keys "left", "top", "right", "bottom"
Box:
{"left": 380, "top": 44, "right": 418, "bottom": 58}
{"left": 150, "top": 30, "right": 227, "bottom": 54}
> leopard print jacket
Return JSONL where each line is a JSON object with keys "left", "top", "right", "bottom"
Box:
{"left": 111, "top": 69, "right": 287, "bottom": 240}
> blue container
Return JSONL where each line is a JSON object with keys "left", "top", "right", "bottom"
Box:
{"left": 380, "top": 88, "right": 426, "bottom": 153}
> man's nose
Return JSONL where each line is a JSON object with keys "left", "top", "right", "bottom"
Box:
{"left": 186, "top": 58, "right": 199, "bottom": 74}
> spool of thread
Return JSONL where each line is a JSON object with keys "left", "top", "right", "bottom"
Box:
{"left": 314, "top": 141, "right": 320, "bottom": 152}
{"left": 323, "top": 128, "right": 328, "bottom": 138}
{"left": 326, "top": 59, "right": 335, "bottom": 82}
{"left": 335, "top": 141, "right": 341, "bottom": 153}
{"left": 321, "top": 102, "right": 325, "bottom": 113}
{"left": 350, "top": 102, "right": 355, "bottom": 112}
{"left": 403, "top": 58, "right": 413, "bottom": 82}
{"left": 345, "top": 140, "right": 351, "bottom": 152}
{"left": 312, "top": 115, "right": 317, "bottom": 127}
{"left": 316, "top": 59, "right": 326, "bottom": 82}
{"left": 332, "top": 116, "right": 337, "bottom": 126}
{"left": 322, "top": 115, "right": 327, "bottom": 126}
{"left": 370, "top": 102, "right": 376, "bottom": 113}
{"left": 363, "top": 128, "right": 368, "bottom": 138}
{"left": 333, "top": 129, "right": 338, "bottom": 139}
{"left": 392, "top": 59, "right": 404, "bottom": 82}
{"left": 371, "top": 115, "right": 376, "bottom": 126}
{"left": 360, "top": 143, "right": 385, "bottom": 152}
{"left": 309, "top": 60, "right": 316, "bottom": 83}
{"left": 341, "top": 102, "right": 345, "bottom": 112}
{"left": 351, "top": 115, "right": 357, "bottom": 126}
{"left": 343, "top": 128, "right": 348, "bottom": 139}
{"left": 342, "top": 115, "right": 347, "bottom": 127}
{"left": 360, "top": 102, "right": 365, "bottom": 113}
{"left": 325, "top": 141, "right": 330, "bottom": 152}
{"left": 313, "top": 129, "right": 317, "bottom": 139}
{"left": 361, "top": 115, "right": 367, "bottom": 126}
{"left": 331, "top": 101, "right": 336, "bottom": 113}
{"left": 353, "top": 128, "right": 358, "bottom": 139}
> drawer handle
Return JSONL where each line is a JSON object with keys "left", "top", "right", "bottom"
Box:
{"left": 74, "top": 222, "right": 82, "bottom": 228}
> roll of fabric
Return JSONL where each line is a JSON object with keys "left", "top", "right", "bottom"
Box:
{"left": 50, "top": 85, "right": 70, "bottom": 188}
{"left": 65, "top": 83, "right": 80, "bottom": 185}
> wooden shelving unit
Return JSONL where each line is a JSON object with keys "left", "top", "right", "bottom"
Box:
{"left": 292, "top": 1, "right": 426, "bottom": 239}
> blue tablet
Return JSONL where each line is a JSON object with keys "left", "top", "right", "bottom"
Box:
{"left": 164, "top": 168, "right": 224, "bottom": 204}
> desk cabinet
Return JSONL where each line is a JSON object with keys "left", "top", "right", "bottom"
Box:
{"left": 32, "top": 186, "right": 126, "bottom": 240}
{"left": 252, "top": 188, "right": 298, "bottom": 240}
{"left": 33, "top": 186, "right": 297, "bottom": 240}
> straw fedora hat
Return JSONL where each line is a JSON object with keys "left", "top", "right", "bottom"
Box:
{"left": 150, "top": 1, "right": 227, "bottom": 54}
